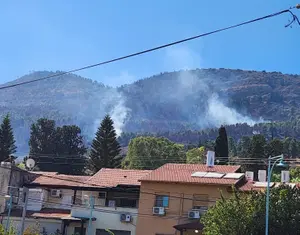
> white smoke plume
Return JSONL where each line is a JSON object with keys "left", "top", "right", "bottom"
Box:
{"left": 207, "top": 94, "right": 257, "bottom": 126}
{"left": 92, "top": 88, "right": 130, "bottom": 138}
{"left": 109, "top": 93, "right": 131, "bottom": 136}
{"left": 164, "top": 45, "right": 261, "bottom": 128}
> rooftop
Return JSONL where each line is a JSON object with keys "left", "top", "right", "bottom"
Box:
{"left": 28, "top": 168, "right": 152, "bottom": 188}
{"left": 29, "top": 172, "right": 91, "bottom": 187}
{"left": 1, "top": 208, "right": 71, "bottom": 220}
{"left": 139, "top": 163, "right": 242, "bottom": 185}
{"left": 87, "top": 168, "right": 152, "bottom": 187}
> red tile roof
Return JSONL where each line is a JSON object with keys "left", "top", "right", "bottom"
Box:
{"left": 1, "top": 208, "right": 71, "bottom": 220}
{"left": 30, "top": 172, "right": 91, "bottom": 187}
{"left": 87, "top": 168, "right": 152, "bottom": 187}
{"left": 29, "top": 169, "right": 151, "bottom": 188}
{"left": 139, "top": 163, "right": 242, "bottom": 185}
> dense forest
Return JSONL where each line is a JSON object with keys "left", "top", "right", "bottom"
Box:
{"left": 1, "top": 68, "right": 300, "bottom": 154}
{"left": 118, "top": 119, "right": 300, "bottom": 147}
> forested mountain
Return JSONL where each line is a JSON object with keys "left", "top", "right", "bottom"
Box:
{"left": 0, "top": 69, "right": 300, "bottom": 154}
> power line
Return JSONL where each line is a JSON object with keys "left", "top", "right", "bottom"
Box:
{"left": 0, "top": 6, "right": 298, "bottom": 91}
{"left": 0, "top": 189, "right": 207, "bottom": 220}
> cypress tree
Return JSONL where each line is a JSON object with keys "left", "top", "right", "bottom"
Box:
{"left": 214, "top": 126, "right": 229, "bottom": 164}
{"left": 0, "top": 114, "right": 17, "bottom": 161}
{"left": 88, "top": 114, "right": 121, "bottom": 173}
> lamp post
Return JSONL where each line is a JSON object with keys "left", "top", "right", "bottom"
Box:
{"left": 265, "top": 154, "right": 287, "bottom": 235}
{"left": 87, "top": 195, "right": 94, "bottom": 235}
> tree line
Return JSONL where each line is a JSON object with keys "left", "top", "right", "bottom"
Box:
{"left": 2, "top": 112, "right": 300, "bottom": 176}
{"left": 1, "top": 114, "right": 121, "bottom": 175}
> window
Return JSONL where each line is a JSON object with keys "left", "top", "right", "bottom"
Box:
{"left": 155, "top": 195, "right": 169, "bottom": 207}
{"left": 119, "top": 198, "right": 137, "bottom": 208}
{"left": 193, "top": 194, "right": 209, "bottom": 214}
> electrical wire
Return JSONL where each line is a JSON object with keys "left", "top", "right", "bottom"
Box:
{"left": 0, "top": 190, "right": 200, "bottom": 220}
{"left": 0, "top": 6, "right": 298, "bottom": 91}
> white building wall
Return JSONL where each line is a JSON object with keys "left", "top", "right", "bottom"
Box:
{"left": 70, "top": 206, "right": 137, "bottom": 235}
{"left": 27, "top": 189, "right": 44, "bottom": 211}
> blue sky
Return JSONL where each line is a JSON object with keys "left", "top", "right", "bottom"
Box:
{"left": 0, "top": 0, "right": 299, "bottom": 87}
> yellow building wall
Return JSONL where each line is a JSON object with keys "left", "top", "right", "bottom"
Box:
{"left": 136, "top": 182, "right": 232, "bottom": 235}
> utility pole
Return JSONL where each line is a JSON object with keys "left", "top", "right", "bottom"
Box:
{"left": 87, "top": 196, "right": 94, "bottom": 235}
{"left": 20, "top": 187, "right": 29, "bottom": 235}
{"left": 5, "top": 187, "right": 13, "bottom": 234}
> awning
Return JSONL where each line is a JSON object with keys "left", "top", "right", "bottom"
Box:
{"left": 173, "top": 221, "right": 204, "bottom": 231}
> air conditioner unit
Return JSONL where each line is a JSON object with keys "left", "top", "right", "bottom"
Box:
{"left": 120, "top": 214, "right": 131, "bottom": 222}
{"left": 188, "top": 210, "right": 200, "bottom": 219}
{"left": 50, "top": 189, "right": 61, "bottom": 198}
{"left": 153, "top": 207, "right": 165, "bottom": 216}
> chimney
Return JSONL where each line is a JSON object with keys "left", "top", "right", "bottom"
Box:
{"left": 206, "top": 151, "right": 215, "bottom": 168}
{"left": 245, "top": 171, "right": 254, "bottom": 181}
{"left": 258, "top": 170, "right": 267, "bottom": 182}
{"left": 281, "top": 170, "right": 290, "bottom": 183}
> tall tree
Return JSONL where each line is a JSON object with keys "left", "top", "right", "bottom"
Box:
{"left": 29, "top": 118, "right": 56, "bottom": 156}
{"left": 289, "top": 138, "right": 298, "bottom": 158}
{"left": 87, "top": 115, "right": 121, "bottom": 173}
{"left": 54, "top": 125, "right": 87, "bottom": 175}
{"left": 202, "top": 185, "right": 300, "bottom": 235}
{"left": 214, "top": 126, "right": 229, "bottom": 164}
{"left": 29, "top": 118, "right": 86, "bottom": 174}
{"left": 242, "top": 134, "right": 267, "bottom": 177}
{"left": 265, "top": 138, "right": 283, "bottom": 157}
{"left": 228, "top": 137, "right": 237, "bottom": 158}
{"left": 123, "top": 136, "right": 186, "bottom": 170}
{"left": 186, "top": 146, "right": 206, "bottom": 164}
{"left": 0, "top": 114, "right": 17, "bottom": 162}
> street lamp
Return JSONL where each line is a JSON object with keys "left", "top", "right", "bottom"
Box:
{"left": 265, "top": 154, "right": 287, "bottom": 235}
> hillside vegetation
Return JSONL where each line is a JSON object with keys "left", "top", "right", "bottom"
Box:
{"left": 0, "top": 69, "right": 299, "bottom": 153}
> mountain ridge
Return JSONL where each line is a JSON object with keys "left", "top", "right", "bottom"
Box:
{"left": 0, "top": 68, "right": 299, "bottom": 154}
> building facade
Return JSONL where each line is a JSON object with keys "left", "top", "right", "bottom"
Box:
{"left": 135, "top": 163, "right": 246, "bottom": 235}
{"left": 1, "top": 169, "right": 151, "bottom": 235}
{"left": 0, "top": 162, "right": 34, "bottom": 213}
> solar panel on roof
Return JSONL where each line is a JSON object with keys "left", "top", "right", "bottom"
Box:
{"left": 253, "top": 182, "right": 274, "bottom": 188}
{"left": 223, "top": 173, "right": 244, "bottom": 179}
{"left": 191, "top": 172, "right": 207, "bottom": 177}
{"left": 203, "top": 172, "right": 225, "bottom": 178}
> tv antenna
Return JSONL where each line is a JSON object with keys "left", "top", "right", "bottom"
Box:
{"left": 25, "top": 158, "right": 35, "bottom": 171}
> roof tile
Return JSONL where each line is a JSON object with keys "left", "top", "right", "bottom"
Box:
{"left": 87, "top": 168, "right": 152, "bottom": 187}
{"left": 139, "top": 163, "right": 241, "bottom": 185}
{"left": 30, "top": 169, "right": 151, "bottom": 188}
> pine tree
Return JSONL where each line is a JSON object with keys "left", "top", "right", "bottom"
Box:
{"left": 88, "top": 115, "right": 121, "bottom": 173}
{"left": 0, "top": 114, "right": 17, "bottom": 161}
{"left": 214, "top": 126, "right": 229, "bottom": 164}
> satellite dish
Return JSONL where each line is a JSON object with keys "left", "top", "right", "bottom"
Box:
{"left": 25, "top": 158, "right": 35, "bottom": 170}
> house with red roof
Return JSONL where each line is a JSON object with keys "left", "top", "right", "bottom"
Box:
{"left": 135, "top": 163, "right": 248, "bottom": 235}
{"left": 1, "top": 161, "right": 291, "bottom": 235}
{"left": 1, "top": 168, "right": 151, "bottom": 235}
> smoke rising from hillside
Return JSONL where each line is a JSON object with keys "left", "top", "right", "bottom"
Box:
{"left": 109, "top": 92, "right": 131, "bottom": 136}
{"left": 164, "top": 46, "right": 259, "bottom": 128}
{"left": 92, "top": 88, "right": 130, "bottom": 137}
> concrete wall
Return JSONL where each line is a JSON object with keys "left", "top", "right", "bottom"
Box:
{"left": 0, "top": 163, "right": 33, "bottom": 213}
{"left": 136, "top": 182, "right": 232, "bottom": 235}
